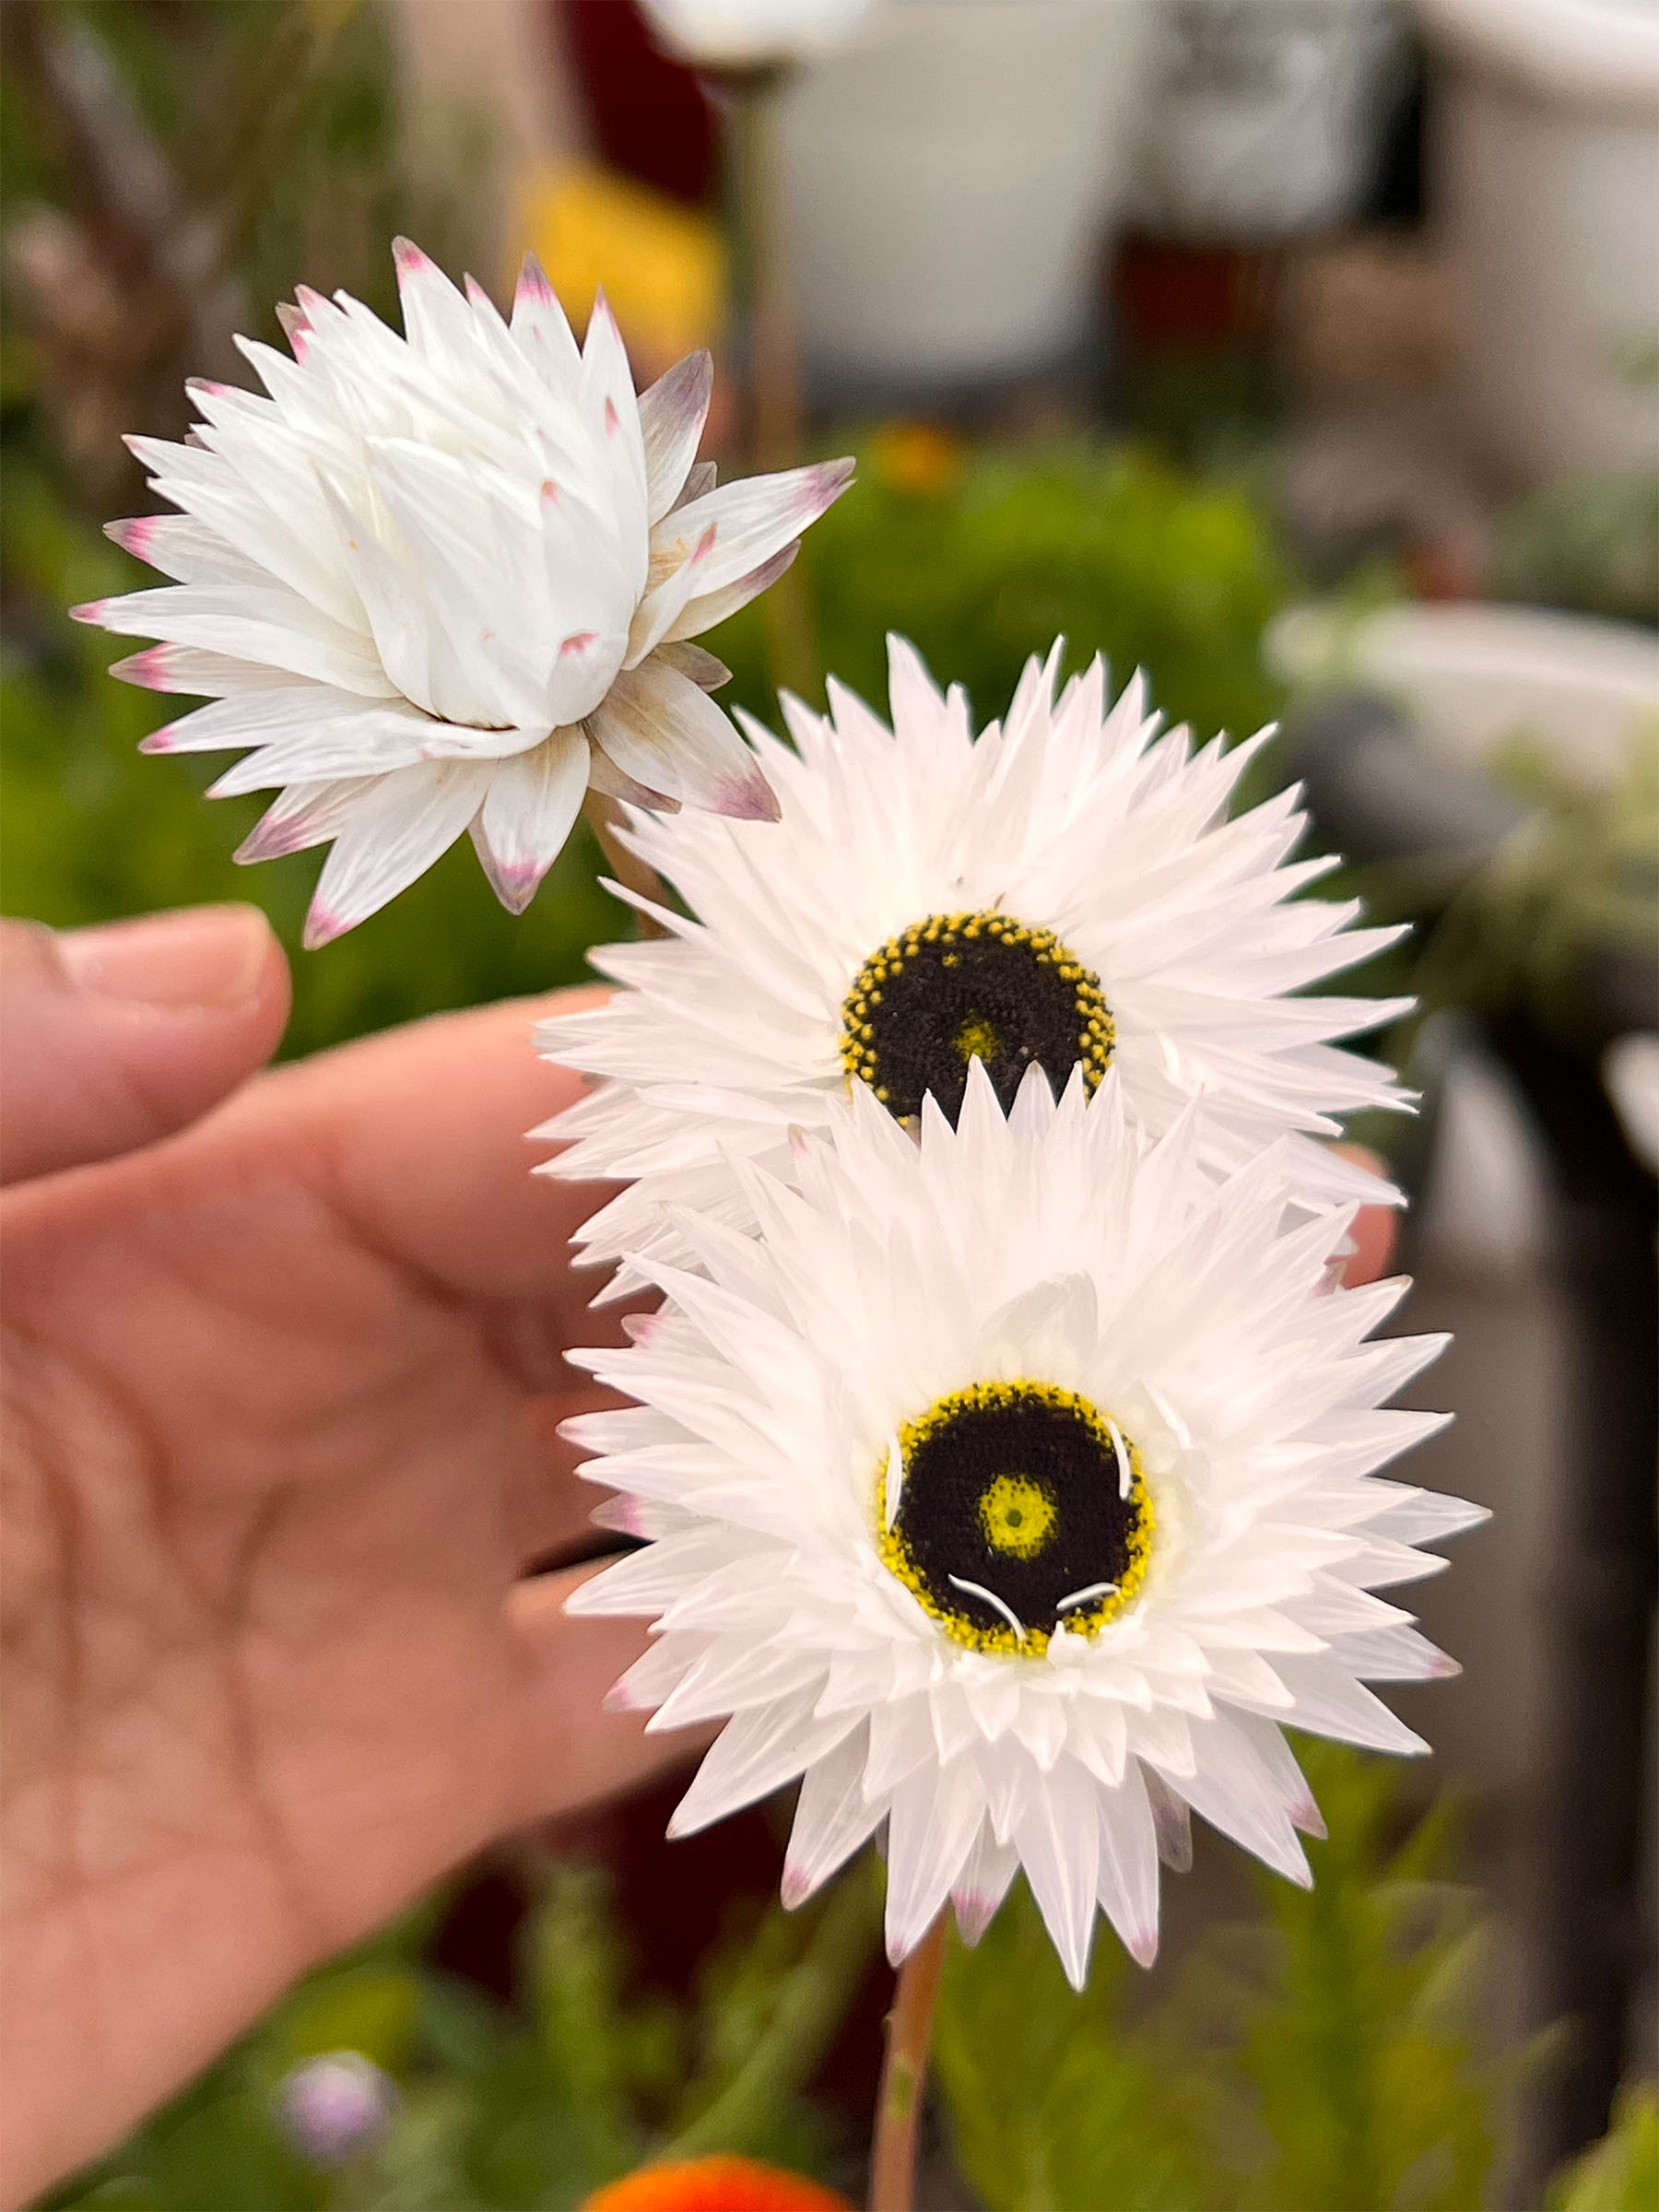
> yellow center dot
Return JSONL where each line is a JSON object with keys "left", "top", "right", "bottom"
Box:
{"left": 954, "top": 1016, "right": 1001, "bottom": 1065}
{"left": 978, "top": 1474, "right": 1057, "bottom": 1559}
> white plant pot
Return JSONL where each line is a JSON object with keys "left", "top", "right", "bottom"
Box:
{"left": 1127, "top": 0, "right": 1404, "bottom": 242}
{"left": 1417, "top": 0, "right": 1659, "bottom": 486}
{"left": 1267, "top": 598, "right": 1659, "bottom": 792}
{"left": 781, "top": 0, "right": 1167, "bottom": 387}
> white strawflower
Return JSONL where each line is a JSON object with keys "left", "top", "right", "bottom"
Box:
{"left": 566, "top": 1065, "right": 1477, "bottom": 1984}
{"left": 74, "top": 241, "right": 852, "bottom": 945}
{"left": 538, "top": 637, "right": 1409, "bottom": 1293}
{"left": 639, "top": 0, "right": 876, "bottom": 68}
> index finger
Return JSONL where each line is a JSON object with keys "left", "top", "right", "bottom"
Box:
{"left": 216, "top": 982, "right": 624, "bottom": 1326}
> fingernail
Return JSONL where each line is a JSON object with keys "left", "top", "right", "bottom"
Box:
{"left": 57, "top": 905, "right": 272, "bottom": 1008}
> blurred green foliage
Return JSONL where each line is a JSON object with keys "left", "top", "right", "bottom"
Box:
{"left": 720, "top": 434, "right": 1292, "bottom": 753}
{"left": 1490, "top": 475, "right": 1659, "bottom": 632}
{"left": 1408, "top": 724, "right": 1659, "bottom": 1052}
{"left": 1547, "top": 2087, "right": 1659, "bottom": 2212}
{"left": 935, "top": 1743, "right": 1516, "bottom": 2212}
{"left": 42, "top": 1859, "right": 881, "bottom": 2212}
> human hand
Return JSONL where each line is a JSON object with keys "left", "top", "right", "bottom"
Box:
{"left": 0, "top": 908, "right": 675, "bottom": 2206}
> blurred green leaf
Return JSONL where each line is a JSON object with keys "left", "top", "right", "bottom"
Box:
{"left": 935, "top": 1877, "right": 1206, "bottom": 2212}
{"left": 1547, "top": 2086, "right": 1659, "bottom": 2212}
{"left": 709, "top": 438, "right": 1292, "bottom": 749}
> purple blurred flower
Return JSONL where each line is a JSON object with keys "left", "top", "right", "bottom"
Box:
{"left": 276, "top": 2050, "right": 397, "bottom": 2166}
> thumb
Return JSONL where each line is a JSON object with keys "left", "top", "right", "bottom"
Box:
{"left": 0, "top": 905, "right": 290, "bottom": 1185}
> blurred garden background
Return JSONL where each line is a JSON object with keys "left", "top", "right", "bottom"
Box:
{"left": 2, "top": 2, "right": 1654, "bottom": 2206}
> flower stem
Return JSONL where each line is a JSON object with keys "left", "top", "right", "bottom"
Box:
{"left": 582, "top": 788, "right": 670, "bottom": 936}
{"left": 868, "top": 1914, "right": 948, "bottom": 2212}
{"left": 715, "top": 60, "right": 820, "bottom": 700}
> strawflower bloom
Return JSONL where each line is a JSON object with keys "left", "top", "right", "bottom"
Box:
{"left": 538, "top": 638, "right": 1409, "bottom": 1293}
{"left": 565, "top": 1065, "right": 1479, "bottom": 1987}
{"left": 74, "top": 241, "right": 852, "bottom": 944}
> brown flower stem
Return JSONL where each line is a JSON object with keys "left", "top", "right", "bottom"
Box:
{"left": 713, "top": 60, "right": 821, "bottom": 701}
{"left": 868, "top": 1914, "right": 948, "bottom": 2212}
{"left": 582, "top": 788, "right": 670, "bottom": 936}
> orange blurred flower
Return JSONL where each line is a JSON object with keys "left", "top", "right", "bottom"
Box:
{"left": 581, "top": 2152, "right": 854, "bottom": 2212}
{"left": 867, "top": 420, "right": 966, "bottom": 499}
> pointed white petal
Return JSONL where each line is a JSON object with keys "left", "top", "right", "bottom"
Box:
{"left": 637, "top": 349, "right": 713, "bottom": 524}
{"left": 470, "top": 729, "right": 590, "bottom": 912}
{"left": 588, "top": 659, "right": 779, "bottom": 821}
{"left": 302, "top": 761, "right": 488, "bottom": 946}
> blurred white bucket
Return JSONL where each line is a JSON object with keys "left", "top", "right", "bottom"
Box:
{"left": 781, "top": 0, "right": 1166, "bottom": 387}
{"left": 1417, "top": 0, "right": 1659, "bottom": 485}
{"left": 1128, "top": 0, "right": 1405, "bottom": 242}
{"left": 1268, "top": 598, "right": 1659, "bottom": 789}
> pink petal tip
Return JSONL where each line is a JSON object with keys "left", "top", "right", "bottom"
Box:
{"left": 604, "top": 396, "right": 620, "bottom": 437}
{"left": 807, "top": 456, "right": 856, "bottom": 508}
{"left": 559, "top": 629, "right": 598, "bottom": 658}
{"left": 1124, "top": 1925, "right": 1160, "bottom": 1970}
{"left": 301, "top": 906, "right": 348, "bottom": 951}
{"left": 392, "top": 236, "right": 431, "bottom": 277}
{"left": 780, "top": 1869, "right": 813, "bottom": 1912}
{"left": 601, "top": 1682, "right": 644, "bottom": 1716}
{"left": 712, "top": 772, "right": 782, "bottom": 824}
{"left": 68, "top": 600, "right": 108, "bottom": 626}
{"left": 110, "top": 646, "right": 172, "bottom": 689}
{"left": 1293, "top": 1796, "right": 1329, "bottom": 1840}
{"left": 516, "top": 252, "right": 554, "bottom": 306}
{"left": 105, "top": 518, "right": 154, "bottom": 559}
{"left": 490, "top": 862, "right": 544, "bottom": 916}
{"left": 137, "top": 729, "right": 175, "bottom": 754}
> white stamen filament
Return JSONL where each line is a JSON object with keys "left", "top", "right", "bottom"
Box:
{"left": 1107, "top": 1418, "right": 1132, "bottom": 1500}
{"left": 1057, "top": 1581, "right": 1120, "bottom": 1611}
{"left": 1146, "top": 1382, "right": 1192, "bottom": 1451}
{"left": 947, "top": 1575, "right": 1026, "bottom": 1637}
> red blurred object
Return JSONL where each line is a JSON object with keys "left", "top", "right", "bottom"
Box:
{"left": 558, "top": 0, "right": 716, "bottom": 206}
{"left": 581, "top": 2152, "right": 855, "bottom": 2210}
{"left": 1114, "top": 237, "right": 1278, "bottom": 351}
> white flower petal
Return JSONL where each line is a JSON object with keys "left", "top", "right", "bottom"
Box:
{"left": 302, "top": 761, "right": 488, "bottom": 947}
{"left": 885, "top": 1759, "right": 985, "bottom": 1964}
{"left": 666, "top": 1692, "right": 855, "bottom": 1838}
{"left": 637, "top": 349, "right": 713, "bottom": 524}
{"left": 1096, "top": 1764, "right": 1162, "bottom": 1966}
{"left": 1012, "top": 1756, "right": 1100, "bottom": 1990}
{"left": 951, "top": 1822, "right": 1021, "bottom": 1947}
{"left": 782, "top": 1721, "right": 886, "bottom": 1907}
{"left": 588, "top": 659, "right": 780, "bottom": 821}
{"left": 470, "top": 729, "right": 590, "bottom": 912}
{"left": 665, "top": 539, "right": 800, "bottom": 643}
{"left": 653, "top": 458, "right": 853, "bottom": 604}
